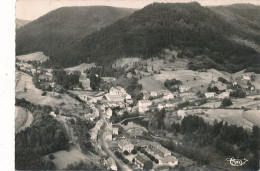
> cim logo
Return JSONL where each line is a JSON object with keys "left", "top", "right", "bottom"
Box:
{"left": 226, "top": 157, "right": 248, "bottom": 166}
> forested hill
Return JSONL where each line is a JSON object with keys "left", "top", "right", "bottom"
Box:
{"left": 17, "top": 3, "right": 260, "bottom": 72}
{"left": 210, "top": 4, "right": 260, "bottom": 41}
{"left": 16, "top": 6, "right": 135, "bottom": 55}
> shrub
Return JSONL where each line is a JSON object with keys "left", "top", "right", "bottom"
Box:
{"left": 154, "top": 159, "right": 159, "bottom": 164}
{"left": 131, "top": 149, "right": 137, "bottom": 154}
{"left": 221, "top": 98, "right": 233, "bottom": 107}
{"left": 123, "top": 150, "right": 129, "bottom": 155}
{"left": 123, "top": 159, "right": 129, "bottom": 164}
{"left": 42, "top": 91, "right": 47, "bottom": 96}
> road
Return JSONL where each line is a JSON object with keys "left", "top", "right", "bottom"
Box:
{"left": 97, "top": 106, "right": 131, "bottom": 171}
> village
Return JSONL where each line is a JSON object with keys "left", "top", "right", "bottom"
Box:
{"left": 15, "top": 51, "right": 260, "bottom": 170}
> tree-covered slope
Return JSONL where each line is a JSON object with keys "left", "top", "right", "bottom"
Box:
{"left": 45, "top": 2, "right": 259, "bottom": 72}
{"left": 16, "top": 6, "right": 135, "bottom": 55}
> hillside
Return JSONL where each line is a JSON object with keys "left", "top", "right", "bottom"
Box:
{"left": 16, "top": 19, "right": 31, "bottom": 29}
{"left": 210, "top": 4, "right": 260, "bottom": 41}
{"left": 16, "top": 6, "right": 135, "bottom": 55}
{"left": 43, "top": 2, "right": 259, "bottom": 72}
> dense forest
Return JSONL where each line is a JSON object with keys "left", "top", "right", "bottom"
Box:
{"left": 16, "top": 6, "right": 134, "bottom": 56}
{"left": 15, "top": 98, "right": 69, "bottom": 170}
{"left": 35, "top": 2, "right": 260, "bottom": 72}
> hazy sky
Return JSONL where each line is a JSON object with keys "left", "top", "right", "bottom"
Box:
{"left": 16, "top": 0, "right": 259, "bottom": 20}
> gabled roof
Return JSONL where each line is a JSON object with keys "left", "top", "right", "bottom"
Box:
{"left": 150, "top": 142, "right": 171, "bottom": 155}
{"left": 135, "top": 154, "right": 148, "bottom": 164}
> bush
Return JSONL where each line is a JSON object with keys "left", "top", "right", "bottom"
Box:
{"left": 131, "top": 149, "right": 137, "bottom": 154}
{"left": 218, "top": 77, "right": 228, "bottom": 84}
{"left": 221, "top": 98, "right": 233, "bottom": 107}
{"left": 123, "top": 159, "right": 129, "bottom": 164}
{"left": 42, "top": 91, "right": 47, "bottom": 96}
{"left": 154, "top": 159, "right": 159, "bottom": 164}
{"left": 123, "top": 150, "right": 129, "bottom": 155}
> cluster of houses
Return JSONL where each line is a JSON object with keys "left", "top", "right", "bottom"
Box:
{"left": 105, "top": 86, "right": 133, "bottom": 103}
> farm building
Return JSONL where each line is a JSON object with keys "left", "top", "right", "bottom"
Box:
{"left": 205, "top": 92, "right": 216, "bottom": 98}
{"left": 158, "top": 155, "right": 178, "bottom": 167}
{"left": 217, "top": 92, "right": 230, "bottom": 99}
{"left": 242, "top": 75, "right": 251, "bottom": 80}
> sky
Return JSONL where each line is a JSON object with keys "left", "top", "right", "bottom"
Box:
{"left": 16, "top": 0, "right": 259, "bottom": 20}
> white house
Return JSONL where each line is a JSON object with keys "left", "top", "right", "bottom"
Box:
{"left": 217, "top": 92, "right": 230, "bottom": 99}
{"left": 151, "top": 91, "right": 158, "bottom": 97}
{"left": 204, "top": 92, "right": 216, "bottom": 98}
{"left": 242, "top": 75, "right": 251, "bottom": 80}
{"left": 158, "top": 155, "right": 178, "bottom": 167}
{"left": 179, "top": 86, "right": 190, "bottom": 93}
{"left": 118, "top": 139, "right": 134, "bottom": 152}
{"left": 49, "top": 111, "right": 56, "bottom": 118}
{"left": 106, "top": 108, "right": 113, "bottom": 119}
{"left": 112, "top": 127, "right": 119, "bottom": 135}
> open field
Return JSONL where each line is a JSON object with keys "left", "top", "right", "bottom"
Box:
{"left": 16, "top": 52, "right": 49, "bottom": 62}
{"left": 242, "top": 110, "right": 260, "bottom": 127}
{"left": 45, "top": 147, "right": 89, "bottom": 170}
{"left": 15, "top": 106, "right": 33, "bottom": 133}
{"left": 64, "top": 63, "right": 96, "bottom": 73}
{"left": 186, "top": 109, "right": 257, "bottom": 129}
{"left": 138, "top": 76, "right": 166, "bottom": 93}
{"left": 15, "top": 71, "right": 79, "bottom": 109}
{"left": 154, "top": 69, "right": 230, "bottom": 93}
{"left": 230, "top": 98, "right": 260, "bottom": 109}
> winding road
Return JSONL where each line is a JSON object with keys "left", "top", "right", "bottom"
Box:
{"left": 98, "top": 106, "right": 131, "bottom": 171}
